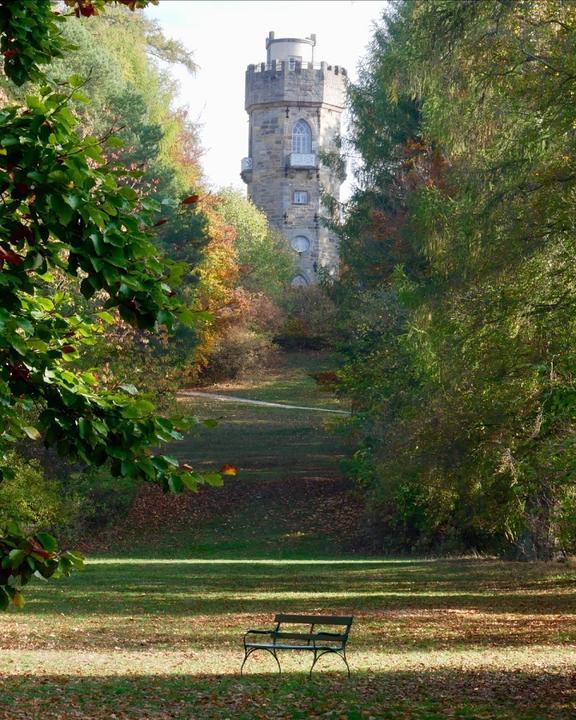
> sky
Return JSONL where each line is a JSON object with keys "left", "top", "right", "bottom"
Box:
{"left": 145, "top": 1, "right": 388, "bottom": 195}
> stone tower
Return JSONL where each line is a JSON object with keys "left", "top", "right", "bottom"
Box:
{"left": 241, "top": 32, "right": 347, "bottom": 285}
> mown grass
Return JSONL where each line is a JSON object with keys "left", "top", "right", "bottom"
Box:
{"left": 1, "top": 557, "right": 575, "bottom": 719}
{"left": 200, "top": 351, "right": 348, "bottom": 411}
{"left": 2, "top": 353, "right": 575, "bottom": 719}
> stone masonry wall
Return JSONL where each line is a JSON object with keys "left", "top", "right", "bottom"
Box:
{"left": 244, "top": 61, "right": 346, "bottom": 283}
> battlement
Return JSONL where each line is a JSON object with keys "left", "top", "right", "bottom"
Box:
{"left": 248, "top": 60, "right": 347, "bottom": 76}
{"left": 245, "top": 61, "right": 347, "bottom": 112}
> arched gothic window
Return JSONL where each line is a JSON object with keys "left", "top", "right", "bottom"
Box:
{"left": 291, "top": 274, "right": 308, "bottom": 287}
{"left": 292, "top": 120, "right": 312, "bottom": 154}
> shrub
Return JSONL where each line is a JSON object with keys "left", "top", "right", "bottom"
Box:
{"left": 0, "top": 453, "right": 71, "bottom": 531}
{"left": 276, "top": 286, "right": 337, "bottom": 350}
{"left": 199, "top": 327, "right": 277, "bottom": 384}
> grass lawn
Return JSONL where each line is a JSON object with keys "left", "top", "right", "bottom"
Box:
{"left": 1, "top": 557, "right": 575, "bottom": 719}
{"left": 1, "top": 353, "right": 575, "bottom": 719}
{"left": 195, "top": 351, "right": 348, "bottom": 411}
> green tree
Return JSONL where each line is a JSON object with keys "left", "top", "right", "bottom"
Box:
{"left": 336, "top": 0, "right": 576, "bottom": 557}
{"left": 0, "top": 0, "right": 223, "bottom": 608}
{"left": 216, "top": 189, "right": 294, "bottom": 300}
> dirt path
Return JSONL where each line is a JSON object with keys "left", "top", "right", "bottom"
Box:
{"left": 177, "top": 389, "right": 350, "bottom": 415}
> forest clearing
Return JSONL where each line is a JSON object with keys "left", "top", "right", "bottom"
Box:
{"left": 1, "top": 1, "right": 576, "bottom": 718}
{"left": 1, "top": 355, "right": 576, "bottom": 720}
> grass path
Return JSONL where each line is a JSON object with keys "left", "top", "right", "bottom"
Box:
{"left": 177, "top": 389, "right": 350, "bottom": 415}
{"left": 1, "top": 353, "right": 575, "bottom": 719}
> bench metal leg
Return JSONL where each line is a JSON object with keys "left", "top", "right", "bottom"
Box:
{"left": 342, "top": 649, "right": 351, "bottom": 679}
{"left": 309, "top": 650, "right": 320, "bottom": 679}
{"left": 309, "top": 649, "right": 351, "bottom": 679}
{"left": 241, "top": 647, "right": 282, "bottom": 676}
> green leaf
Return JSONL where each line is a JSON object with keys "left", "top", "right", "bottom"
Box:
{"left": 106, "top": 136, "right": 124, "bottom": 148}
{"left": 36, "top": 533, "right": 58, "bottom": 553}
{"left": 181, "top": 473, "right": 201, "bottom": 491}
{"left": 35, "top": 297, "right": 54, "bottom": 312}
{"left": 178, "top": 308, "right": 211, "bottom": 326}
{"left": 203, "top": 472, "right": 224, "bottom": 487}
{"left": 78, "top": 417, "right": 90, "bottom": 440}
{"left": 90, "top": 233, "right": 104, "bottom": 255}
{"left": 22, "top": 426, "right": 41, "bottom": 440}
{"left": 96, "top": 311, "right": 115, "bottom": 324}
{"left": 68, "top": 74, "right": 85, "bottom": 88}
{"left": 63, "top": 551, "right": 85, "bottom": 570}
{"left": 168, "top": 475, "right": 184, "bottom": 492}
{"left": 121, "top": 459, "right": 137, "bottom": 477}
{"left": 7, "top": 549, "right": 26, "bottom": 569}
{"left": 123, "top": 399, "right": 155, "bottom": 419}
{"left": 63, "top": 193, "right": 81, "bottom": 210}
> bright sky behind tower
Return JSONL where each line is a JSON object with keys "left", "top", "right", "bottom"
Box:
{"left": 145, "top": 1, "right": 388, "bottom": 195}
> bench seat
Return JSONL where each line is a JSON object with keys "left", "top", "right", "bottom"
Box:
{"left": 241, "top": 614, "right": 353, "bottom": 677}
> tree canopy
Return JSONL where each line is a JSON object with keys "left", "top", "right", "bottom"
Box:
{"left": 335, "top": 0, "right": 576, "bottom": 558}
{"left": 0, "top": 0, "right": 225, "bottom": 608}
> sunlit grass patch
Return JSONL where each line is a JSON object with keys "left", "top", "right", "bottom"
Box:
{"left": 2, "top": 354, "right": 575, "bottom": 718}
{"left": 1, "top": 558, "right": 575, "bottom": 717}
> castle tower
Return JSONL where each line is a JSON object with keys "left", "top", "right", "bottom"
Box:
{"left": 241, "top": 32, "right": 347, "bottom": 285}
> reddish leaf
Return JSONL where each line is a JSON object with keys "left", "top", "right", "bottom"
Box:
{"left": 8, "top": 364, "right": 30, "bottom": 382}
{"left": 25, "top": 538, "right": 51, "bottom": 560}
{"left": 0, "top": 248, "right": 23, "bottom": 266}
{"left": 10, "top": 225, "right": 34, "bottom": 244}
{"left": 181, "top": 194, "right": 199, "bottom": 206}
{"left": 76, "top": 2, "right": 98, "bottom": 17}
{"left": 13, "top": 183, "right": 30, "bottom": 198}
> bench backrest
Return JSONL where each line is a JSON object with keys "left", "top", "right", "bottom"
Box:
{"left": 274, "top": 614, "right": 353, "bottom": 637}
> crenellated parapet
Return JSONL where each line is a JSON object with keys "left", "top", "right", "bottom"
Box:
{"left": 245, "top": 62, "right": 347, "bottom": 112}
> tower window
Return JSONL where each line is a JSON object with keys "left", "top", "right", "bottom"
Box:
{"left": 288, "top": 56, "right": 301, "bottom": 71}
{"left": 292, "top": 120, "right": 312, "bottom": 154}
{"left": 293, "top": 190, "right": 309, "bottom": 205}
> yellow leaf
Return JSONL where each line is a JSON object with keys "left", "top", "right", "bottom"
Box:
{"left": 220, "top": 464, "right": 237, "bottom": 476}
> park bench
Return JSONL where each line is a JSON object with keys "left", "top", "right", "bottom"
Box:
{"left": 241, "top": 613, "right": 353, "bottom": 677}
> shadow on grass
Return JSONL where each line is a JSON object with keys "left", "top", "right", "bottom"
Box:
{"left": 12, "top": 559, "right": 576, "bottom": 660}
{"left": 0, "top": 669, "right": 574, "bottom": 719}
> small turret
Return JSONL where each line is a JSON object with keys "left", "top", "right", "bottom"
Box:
{"left": 266, "top": 31, "right": 316, "bottom": 66}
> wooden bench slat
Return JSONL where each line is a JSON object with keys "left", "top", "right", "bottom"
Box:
{"left": 274, "top": 614, "right": 353, "bottom": 626}
{"left": 271, "top": 631, "right": 344, "bottom": 641}
{"left": 245, "top": 642, "right": 327, "bottom": 651}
